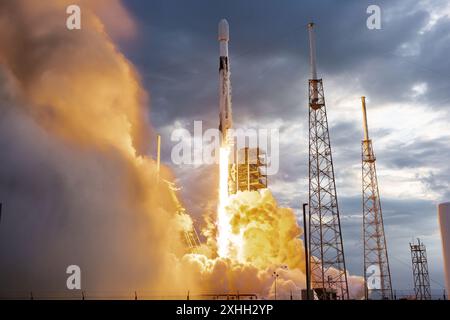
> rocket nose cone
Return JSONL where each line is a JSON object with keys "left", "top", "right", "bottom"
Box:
{"left": 218, "top": 19, "right": 229, "bottom": 41}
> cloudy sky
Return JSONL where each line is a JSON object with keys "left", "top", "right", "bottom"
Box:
{"left": 116, "top": 0, "right": 450, "bottom": 294}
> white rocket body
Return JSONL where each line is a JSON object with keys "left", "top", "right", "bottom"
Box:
{"left": 218, "top": 19, "right": 232, "bottom": 142}
{"left": 438, "top": 202, "right": 450, "bottom": 299}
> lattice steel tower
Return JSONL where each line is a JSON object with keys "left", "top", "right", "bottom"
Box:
{"left": 307, "top": 23, "right": 349, "bottom": 300}
{"left": 410, "top": 239, "right": 432, "bottom": 300}
{"left": 361, "top": 97, "right": 393, "bottom": 300}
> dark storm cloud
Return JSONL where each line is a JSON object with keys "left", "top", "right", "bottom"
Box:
{"left": 119, "top": 0, "right": 450, "bottom": 290}
{"left": 122, "top": 0, "right": 450, "bottom": 127}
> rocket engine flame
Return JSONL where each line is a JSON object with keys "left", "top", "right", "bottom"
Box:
{"left": 216, "top": 143, "right": 245, "bottom": 260}
{"left": 217, "top": 145, "right": 231, "bottom": 257}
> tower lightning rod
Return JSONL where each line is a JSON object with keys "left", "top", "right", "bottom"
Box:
{"left": 307, "top": 22, "right": 318, "bottom": 80}
{"left": 307, "top": 22, "right": 319, "bottom": 105}
{"left": 361, "top": 97, "right": 370, "bottom": 141}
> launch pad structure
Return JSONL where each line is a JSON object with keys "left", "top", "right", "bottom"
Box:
{"left": 307, "top": 22, "right": 349, "bottom": 300}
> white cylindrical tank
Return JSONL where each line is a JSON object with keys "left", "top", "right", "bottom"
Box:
{"left": 438, "top": 202, "right": 450, "bottom": 299}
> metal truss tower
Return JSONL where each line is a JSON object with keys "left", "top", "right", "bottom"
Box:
{"left": 361, "top": 97, "right": 393, "bottom": 300}
{"left": 410, "top": 239, "right": 432, "bottom": 300}
{"left": 307, "top": 23, "right": 349, "bottom": 300}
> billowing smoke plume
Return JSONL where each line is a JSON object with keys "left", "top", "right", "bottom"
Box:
{"left": 0, "top": 0, "right": 189, "bottom": 297}
{"left": 223, "top": 190, "right": 305, "bottom": 270}
{"left": 178, "top": 190, "right": 307, "bottom": 299}
{"left": 176, "top": 190, "right": 364, "bottom": 299}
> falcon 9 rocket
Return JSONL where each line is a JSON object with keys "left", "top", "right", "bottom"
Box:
{"left": 218, "top": 19, "right": 233, "bottom": 144}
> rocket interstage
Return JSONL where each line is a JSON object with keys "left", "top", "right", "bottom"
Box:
{"left": 218, "top": 19, "right": 233, "bottom": 144}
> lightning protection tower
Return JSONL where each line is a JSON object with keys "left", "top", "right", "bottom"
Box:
{"left": 410, "top": 239, "right": 432, "bottom": 300}
{"left": 307, "top": 22, "right": 349, "bottom": 300}
{"left": 361, "top": 97, "right": 393, "bottom": 300}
